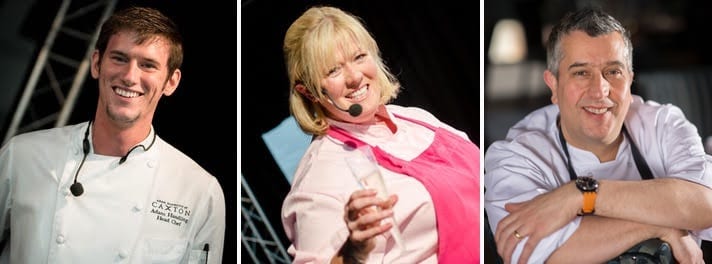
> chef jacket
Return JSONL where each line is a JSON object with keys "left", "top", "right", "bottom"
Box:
{"left": 0, "top": 121, "right": 225, "bottom": 263}
{"left": 485, "top": 95, "right": 712, "bottom": 263}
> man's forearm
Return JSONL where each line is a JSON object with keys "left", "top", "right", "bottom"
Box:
{"left": 596, "top": 178, "right": 712, "bottom": 230}
{"left": 548, "top": 215, "right": 665, "bottom": 263}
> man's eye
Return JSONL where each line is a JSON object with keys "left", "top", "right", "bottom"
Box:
{"left": 573, "top": 71, "right": 587, "bottom": 76}
{"left": 112, "top": 56, "right": 128, "bottom": 63}
{"left": 606, "top": 69, "right": 622, "bottom": 76}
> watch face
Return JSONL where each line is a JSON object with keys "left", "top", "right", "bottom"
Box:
{"left": 576, "top": 177, "right": 598, "bottom": 192}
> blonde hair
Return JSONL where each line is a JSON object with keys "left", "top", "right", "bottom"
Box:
{"left": 283, "top": 6, "right": 401, "bottom": 136}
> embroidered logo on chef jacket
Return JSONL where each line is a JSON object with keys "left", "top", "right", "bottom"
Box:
{"left": 149, "top": 199, "right": 191, "bottom": 227}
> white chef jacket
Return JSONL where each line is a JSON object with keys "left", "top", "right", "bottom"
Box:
{"left": 485, "top": 95, "right": 712, "bottom": 263}
{"left": 0, "top": 121, "right": 226, "bottom": 264}
{"left": 282, "top": 104, "right": 474, "bottom": 264}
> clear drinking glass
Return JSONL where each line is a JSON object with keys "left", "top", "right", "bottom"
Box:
{"left": 345, "top": 146, "right": 406, "bottom": 251}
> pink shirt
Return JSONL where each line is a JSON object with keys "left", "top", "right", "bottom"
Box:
{"left": 282, "top": 105, "right": 473, "bottom": 263}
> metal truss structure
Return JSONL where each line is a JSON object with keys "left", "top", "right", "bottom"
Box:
{"left": 3, "top": 0, "right": 117, "bottom": 144}
{"left": 241, "top": 174, "right": 291, "bottom": 264}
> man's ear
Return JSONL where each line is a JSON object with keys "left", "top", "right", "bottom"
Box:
{"left": 295, "top": 84, "right": 317, "bottom": 102}
{"left": 90, "top": 50, "right": 101, "bottom": 79}
{"left": 543, "top": 70, "right": 559, "bottom": 104}
{"left": 162, "top": 69, "right": 181, "bottom": 96}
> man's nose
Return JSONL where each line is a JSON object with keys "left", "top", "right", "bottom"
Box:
{"left": 119, "top": 61, "right": 140, "bottom": 86}
{"left": 588, "top": 73, "right": 611, "bottom": 98}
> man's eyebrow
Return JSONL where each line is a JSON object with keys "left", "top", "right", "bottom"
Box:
{"left": 605, "top": 61, "right": 625, "bottom": 67}
{"left": 567, "top": 60, "right": 625, "bottom": 70}
{"left": 567, "top": 62, "right": 588, "bottom": 70}
{"left": 107, "top": 50, "right": 161, "bottom": 66}
{"left": 107, "top": 50, "right": 127, "bottom": 57}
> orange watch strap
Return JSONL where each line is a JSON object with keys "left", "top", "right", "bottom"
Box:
{"left": 580, "top": 191, "right": 597, "bottom": 215}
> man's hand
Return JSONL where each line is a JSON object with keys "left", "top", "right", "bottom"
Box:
{"left": 660, "top": 228, "right": 704, "bottom": 264}
{"left": 495, "top": 182, "right": 581, "bottom": 264}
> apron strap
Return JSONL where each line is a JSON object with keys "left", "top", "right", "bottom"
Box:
{"left": 557, "top": 116, "right": 654, "bottom": 180}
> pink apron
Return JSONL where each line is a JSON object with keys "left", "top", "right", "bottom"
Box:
{"left": 328, "top": 114, "right": 480, "bottom": 263}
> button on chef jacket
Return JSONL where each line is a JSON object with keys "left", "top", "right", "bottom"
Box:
{"left": 0, "top": 122, "right": 226, "bottom": 263}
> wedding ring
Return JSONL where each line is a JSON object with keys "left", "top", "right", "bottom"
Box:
{"left": 513, "top": 230, "right": 523, "bottom": 240}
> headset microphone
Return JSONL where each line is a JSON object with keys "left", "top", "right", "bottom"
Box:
{"left": 71, "top": 121, "right": 92, "bottom": 197}
{"left": 321, "top": 89, "right": 362, "bottom": 117}
{"left": 70, "top": 120, "right": 158, "bottom": 197}
{"left": 70, "top": 180, "right": 84, "bottom": 197}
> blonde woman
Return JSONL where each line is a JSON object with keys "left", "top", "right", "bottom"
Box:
{"left": 281, "top": 6, "right": 480, "bottom": 263}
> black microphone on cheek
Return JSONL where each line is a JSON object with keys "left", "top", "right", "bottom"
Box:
{"left": 321, "top": 89, "right": 362, "bottom": 117}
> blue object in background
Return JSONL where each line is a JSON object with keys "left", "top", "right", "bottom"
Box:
{"left": 261, "top": 116, "right": 312, "bottom": 184}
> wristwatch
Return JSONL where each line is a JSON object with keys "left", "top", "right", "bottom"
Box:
{"left": 575, "top": 176, "right": 599, "bottom": 215}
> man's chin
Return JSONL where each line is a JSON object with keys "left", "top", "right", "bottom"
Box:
{"left": 106, "top": 111, "right": 139, "bottom": 126}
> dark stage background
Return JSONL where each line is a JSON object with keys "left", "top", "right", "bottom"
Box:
{"left": 1, "top": 0, "right": 238, "bottom": 263}
{"left": 241, "top": 0, "right": 480, "bottom": 263}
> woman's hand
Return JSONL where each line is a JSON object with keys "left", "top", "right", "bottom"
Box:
{"left": 338, "top": 188, "right": 398, "bottom": 263}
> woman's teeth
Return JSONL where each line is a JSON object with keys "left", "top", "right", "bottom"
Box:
{"left": 347, "top": 86, "right": 367, "bottom": 100}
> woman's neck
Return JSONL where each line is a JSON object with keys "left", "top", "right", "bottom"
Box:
{"left": 374, "top": 105, "right": 397, "bottom": 133}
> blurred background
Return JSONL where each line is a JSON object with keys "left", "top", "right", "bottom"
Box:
{"left": 485, "top": 0, "right": 712, "bottom": 263}
{"left": 0, "top": 0, "right": 237, "bottom": 263}
{"left": 241, "top": 0, "right": 478, "bottom": 263}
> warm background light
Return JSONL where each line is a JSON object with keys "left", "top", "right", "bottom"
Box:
{"left": 488, "top": 19, "right": 527, "bottom": 64}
